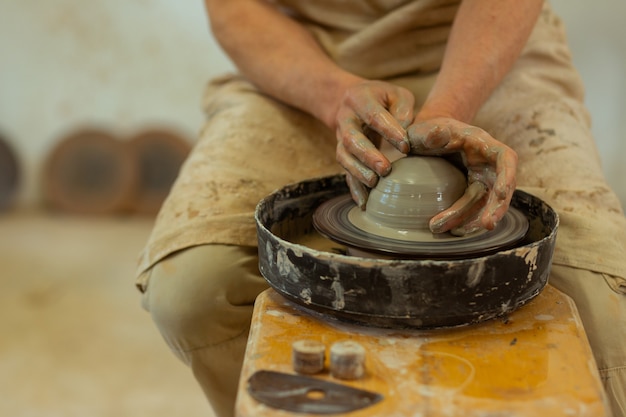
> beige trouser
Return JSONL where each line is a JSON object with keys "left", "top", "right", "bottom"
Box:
{"left": 141, "top": 245, "right": 267, "bottom": 417}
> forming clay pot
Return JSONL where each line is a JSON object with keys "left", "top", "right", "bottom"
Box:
{"left": 313, "top": 156, "right": 529, "bottom": 259}
{"left": 365, "top": 156, "right": 466, "bottom": 232}
{"left": 255, "top": 174, "right": 559, "bottom": 329}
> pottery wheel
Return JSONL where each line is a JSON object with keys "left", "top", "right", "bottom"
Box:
{"left": 313, "top": 194, "right": 529, "bottom": 259}
{"left": 255, "top": 174, "right": 559, "bottom": 329}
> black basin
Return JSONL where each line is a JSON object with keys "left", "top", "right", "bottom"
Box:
{"left": 255, "top": 175, "right": 558, "bottom": 329}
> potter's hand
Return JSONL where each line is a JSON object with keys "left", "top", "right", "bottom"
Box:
{"left": 335, "top": 81, "right": 414, "bottom": 208}
{"left": 406, "top": 117, "right": 517, "bottom": 236}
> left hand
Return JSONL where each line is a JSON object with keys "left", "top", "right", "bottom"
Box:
{"left": 334, "top": 80, "right": 415, "bottom": 208}
{"left": 404, "top": 117, "right": 518, "bottom": 235}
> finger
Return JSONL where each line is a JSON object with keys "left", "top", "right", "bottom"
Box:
{"left": 336, "top": 141, "right": 379, "bottom": 188}
{"left": 337, "top": 114, "right": 391, "bottom": 177}
{"left": 457, "top": 127, "right": 514, "bottom": 171}
{"left": 442, "top": 128, "right": 517, "bottom": 230}
{"left": 388, "top": 88, "right": 415, "bottom": 129}
{"left": 386, "top": 89, "right": 415, "bottom": 152}
{"left": 406, "top": 122, "right": 453, "bottom": 154}
{"left": 351, "top": 100, "right": 410, "bottom": 154}
{"left": 480, "top": 176, "right": 515, "bottom": 229}
{"left": 479, "top": 148, "right": 517, "bottom": 229}
{"left": 450, "top": 214, "right": 485, "bottom": 237}
{"left": 345, "top": 172, "right": 369, "bottom": 210}
{"left": 429, "top": 181, "right": 488, "bottom": 234}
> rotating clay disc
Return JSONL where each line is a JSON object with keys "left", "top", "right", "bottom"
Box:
{"left": 126, "top": 128, "right": 191, "bottom": 215}
{"left": 0, "top": 133, "right": 20, "bottom": 211}
{"left": 42, "top": 129, "right": 136, "bottom": 215}
{"left": 313, "top": 194, "right": 529, "bottom": 259}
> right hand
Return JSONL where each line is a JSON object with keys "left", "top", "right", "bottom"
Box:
{"left": 334, "top": 81, "right": 415, "bottom": 208}
{"left": 405, "top": 117, "right": 517, "bottom": 235}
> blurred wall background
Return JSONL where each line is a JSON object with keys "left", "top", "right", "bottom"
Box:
{"left": 1, "top": 0, "right": 625, "bottom": 209}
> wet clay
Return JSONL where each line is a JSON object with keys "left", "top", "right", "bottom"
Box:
{"left": 364, "top": 156, "right": 467, "bottom": 234}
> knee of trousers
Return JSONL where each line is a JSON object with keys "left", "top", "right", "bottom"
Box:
{"left": 548, "top": 264, "right": 626, "bottom": 372}
{"left": 141, "top": 244, "right": 269, "bottom": 360}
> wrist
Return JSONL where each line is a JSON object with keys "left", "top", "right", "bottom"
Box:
{"left": 315, "top": 73, "right": 365, "bottom": 130}
{"left": 417, "top": 97, "right": 475, "bottom": 125}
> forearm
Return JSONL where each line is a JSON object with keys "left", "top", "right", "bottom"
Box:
{"left": 418, "top": 0, "right": 544, "bottom": 123}
{"left": 205, "top": 0, "right": 362, "bottom": 129}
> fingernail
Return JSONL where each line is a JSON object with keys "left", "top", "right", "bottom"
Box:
{"left": 491, "top": 214, "right": 499, "bottom": 228}
{"left": 350, "top": 185, "right": 367, "bottom": 209}
{"left": 398, "top": 139, "right": 410, "bottom": 154}
{"left": 429, "top": 218, "right": 445, "bottom": 234}
{"left": 362, "top": 170, "right": 377, "bottom": 187}
{"left": 375, "top": 161, "right": 390, "bottom": 176}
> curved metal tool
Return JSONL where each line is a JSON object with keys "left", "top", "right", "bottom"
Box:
{"left": 247, "top": 370, "right": 383, "bottom": 414}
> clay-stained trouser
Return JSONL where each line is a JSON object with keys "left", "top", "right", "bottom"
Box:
{"left": 136, "top": 6, "right": 626, "bottom": 417}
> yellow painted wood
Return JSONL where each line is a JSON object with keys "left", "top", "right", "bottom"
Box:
{"left": 236, "top": 285, "right": 608, "bottom": 417}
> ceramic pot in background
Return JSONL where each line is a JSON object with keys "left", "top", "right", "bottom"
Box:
{"left": 125, "top": 128, "right": 191, "bottom": 215}
{"left": 42, "top": 128, "right": 137, "bottom": 215}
